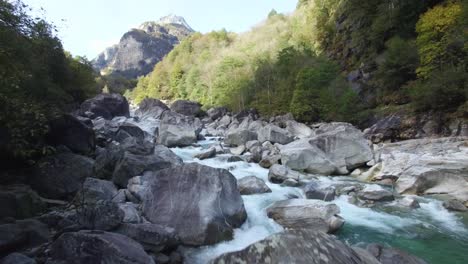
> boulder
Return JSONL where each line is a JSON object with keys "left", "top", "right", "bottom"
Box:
{"left": 154, "top": 145, "right": 183, "bottom": 164}
{"left": 284, "top": 120, "right": 314, "bottom": 139}
{"left": 207, "top": 107, "right": 228, "bottom": 120}
{"left": 115, "top": 123, "right": 146, "bottom": 141}
{"left": 374, "top": 137, "right": 468, "bottom": 202}
{"left": 46, "top": 114, "right": 95, "bottom": 155}
{"left": 75, "top": 178, "right": 118, "bottom": 204}
{"left": 303, "top": 181, "right": 336, "bottom": 201}
{"left": 115, "top": 223, "right": 179, "bottom": 253}
{"left": 211, "top": 229, "right": 371, "bottom": 264}
{"left": 366, "top": 243, "right": 428, "bottom": 264}
{"left": 280, "top": 123, "right": 373, "bottom": 175}
{"left": 233, "top": 108, "right": 259, "bottom": 120}
{"left": 259, "top": 155, "right": 281, "bottom": 169}
{"left": 237, "top": 176, "right": 272, "bottom": 195}
{"left": 268, "top": 164, "right": 304, "bottom": 184}
{"left": 31, "top": 153, "right": 94, "bottom": 199}
{"left": 245, "top": 140, "right": 261, "bottom": 151}
{"left": 80, "top": 93, "right": 130, "bottom": 119}
{"left": 47, "top": 230, "right": 154, "bottom": 264}
{"left": 127, "top": 163, "right": 247, "bottom": 246}
{"left": 194, "top": 147, "right": 216, "bottom": 160}
{"left": 0, "top": 253, "right": 36, "bottom": 264}
{"left": 225, "top": 129, "right": 257, "bottom": 147}
{"left": 357, "top": 185, "right": 394, "bottom": 202}
{"left": 266, "top": 199, "right": 344, "bottom": 233}
{"left": 112, "top": 151, "right": 175, "bottom": 187}
{"left": 443, "top": 199, "right": 467, "bottom": 212}
{"left": 257, "top": 124, "right": 294, "bottom": 145}
{"left": 76, "top": 200, "right": 123, "bottom": 231}
{"left": 118, "top": 203, "right": 142, "bottom": 223}
{"left": 227, "top": 156, "right": 244, "bottom": 163}
{"left": 0, "top": 185, "right": 46, "bottom": 219}
{"left": 137, "top": 98, "right": 169, "bottom": 113}
{"left": 170, "top": 100, "right": 203, "bottom": 117}
{"left": 230, "top": 145, "right": 245, "bottom": 155}
{"left": 0, "top": 219, "right": 49, "bottom": 255}
{"left": 156, "top": 111, "right": 202, "bottom": 147}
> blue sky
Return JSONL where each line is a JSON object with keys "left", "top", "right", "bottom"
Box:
{"left": 23, "top": 0, "right": 297, "bottom": 59}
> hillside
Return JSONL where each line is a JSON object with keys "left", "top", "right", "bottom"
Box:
{"left": 130, "top": 0, "right": 467, "bottom": 128}
{"left": 92, "top": 14, "right": 194, "bottom": 79}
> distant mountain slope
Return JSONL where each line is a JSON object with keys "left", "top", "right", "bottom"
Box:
{"left": 92, "top": 15, "right": 194, "bottom": 79}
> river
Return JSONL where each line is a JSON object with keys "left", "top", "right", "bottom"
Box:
{"left": 168, "top": 137, "right": 468, "bottom": 264}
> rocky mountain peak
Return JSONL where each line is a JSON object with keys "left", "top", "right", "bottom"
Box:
{"left": 92, "top": 14, "right": 194, "bottom": 79}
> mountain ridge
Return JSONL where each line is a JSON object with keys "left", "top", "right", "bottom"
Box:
{"left": 92, "top": 14, "right": 194, "bottom": 79}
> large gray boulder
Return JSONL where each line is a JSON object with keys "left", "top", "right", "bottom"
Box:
{"left": 46, "top": 230, "right": 154, "bottom": 264}
{"left": 357, "top": 185, "right": 395, "bottom": 202}
{"left": 115, "top": 223, "right": 179, "bottom": 253}
{"left": 0, "top": 219, "right": 49, "bottom": 256}
{"left": 75, "top": 178, "right": 118, "bottom": 203}
{"left": 211, "top": 229, "right": 374, "bottom": 264}
{"left": 127, "top": 163, "right": 247, "bottom": 246}
{"left": 80, "top": 93, "right": 130, "bottom": 120}
{"left": 112, "top": 151, "right": 175, "bottom": 187}
{"left": 303, "top": 181, "right": 336, "bottom": 201}
{"left": 170, "top": 100, "right": 203, "bottom": 117}
{"left": 224, "top": 117, "right": 258, "bottom": 146}
{"left": 257, "top": 124, "right": 293, "bottom": 145}
{"left": 268, "top": 164, "right": 305, "bottom": 184}
{"left": 373, "top": 137, "right": 468, "bottom": 203}
{"left": 76, "top": 200, "right": 123, "bottom": 231}
{"left": 31, "top": 153, "right": 94, "bottom": 199}
{"left": 0, "top": 185, "right": 46, "bottom": 219}
{"left": 280, "top": 123, "right": 373, "bottom": 175}
{"left": 46, "top": 114, "right": 95, "bottom": 155}
{"left": 136, "top": 98, "right": 169, "bottom": 117}
{"left": 237, "top": 176, "right": 272, "bottom": 195}
{"left": 156, "top": 111, "right": 202, "bottom": 147}
{"left": 266, "top": 199, "right": 344, "bottom": 233}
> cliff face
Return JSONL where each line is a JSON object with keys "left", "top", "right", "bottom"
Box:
{"left": 93, "top": 15, "right": 194, "bottom": 79}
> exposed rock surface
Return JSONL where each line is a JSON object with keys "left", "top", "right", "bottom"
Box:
{"left": 443, "top": 199, "right": 467, "bottom": 212}
{"left": 211, "top": 229, "right": 372, "bottom": 264}
{"left": 280, "top": 123, "right": 373, "bottom": 175}
{"left": 115, "top": 223, "right": 179, "bottom": 253}
{"left": 303, "top": 181, "right": 336, "bottom": 201}
{"left": 194, "top": 147, "right": 216, "bottom": 160}
{"left": 258, "top": 124, "right": 293, "bottom": 145}
{"left": 31, "top": 153, "right": 94, "bottom": 199}
{"left": 127, "top": 163, "right": 247, "bottom": 246}
{"left": 156, "top": 111, "right": 202, "bottom": 147}
{"left": 266, "top": 199, "right": 344, "bottom": 233}
{"left": 268, "top": 164, "right": 306, "bottom": 184}
{"left": 76, "top": 200, "right": 123, "bottom": 231}
{"left": 79, "top": 93, "right": 129, "bottom": 120}
{"left": 112, "top": 151, "right": 175, "bottom": 187}
{"left": 46, "top": 114, "right": 95, "bottom": 155}
{"left": 372, "top": 137, "right": 468, "bottom": 202}
{"left": 237, "top": 176, "right": 272, "bottom": 195}
{"left": 93, "top": 15, "right": 193, "bottom": 78}
{"left": 170, "top": 100, "right": 203, "bottom": 117}
{"left": 75, "top": 178, "right": 118, "bottom": 203}
{"left": 46, "top": 230, "right": 155, "bottom": 264}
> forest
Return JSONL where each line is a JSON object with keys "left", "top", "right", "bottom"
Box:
{"left": 129, "top": 0, "right": 468, "bottom": 124}
{"left": 0, "top": 0, "right": 99, "bottom": 163}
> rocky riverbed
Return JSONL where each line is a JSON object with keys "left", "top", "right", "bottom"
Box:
{"left": 0, "top": 94, "right": 467, "bottom": 264}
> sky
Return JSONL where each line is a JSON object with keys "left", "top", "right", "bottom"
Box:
{"left": 23, "top": 0, "right": 298, "bottom": 59}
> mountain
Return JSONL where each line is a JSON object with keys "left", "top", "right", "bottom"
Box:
{"left": 92, "top": 15, "right": 194, "bottom": 79}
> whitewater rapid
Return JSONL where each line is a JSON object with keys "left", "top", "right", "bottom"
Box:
{"left": 169, "top": 138, "right": 468, "bottom": 264}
